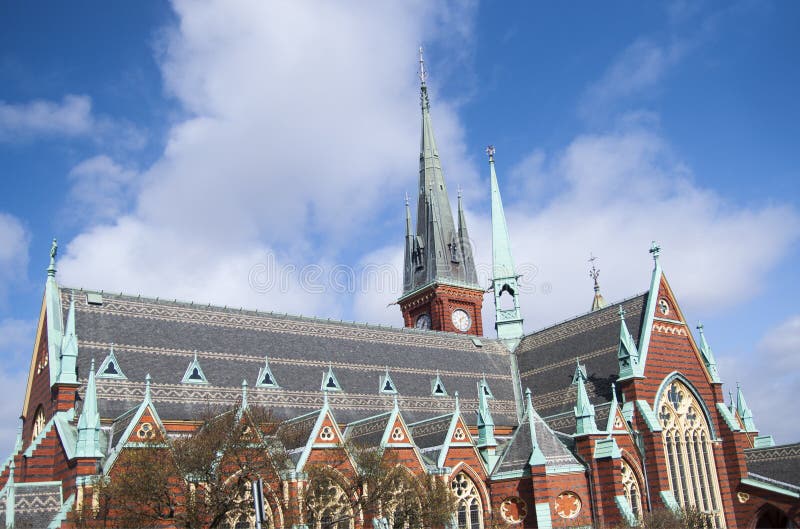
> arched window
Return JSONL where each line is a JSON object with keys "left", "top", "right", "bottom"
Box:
{"left": 306, "top": 478, "right": 353, "bottom": 529}
{"left": 219, "top": 479, "right": 274, "bottom": 529}
{"left": 620, "top": 459, "right": 643, "bottom": 520}
{"left": 658, "top": 379, "right": 724, "bottom": 528}
{"left": 31, "top": 405, "right": 46, "bottom": 441}
{"left": 451, "top": 473, "right": 482, "bottom": 529}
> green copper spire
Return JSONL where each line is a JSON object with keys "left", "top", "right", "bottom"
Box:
{"left": 525, "top": 388, "right": 546, "bottom": 466}
{"left": 401, "top": 48, "right": 479, "bottom": 298}
{"left": 573, "top": 362, "right": 598, "bottom": 435}
{"left": 57, "top": 293, "right": 79, "bottom": 385}
{"left": 476, "top": 377, "right": 496, "bottom": 448}
{"left": 617, "top": 306, "right": 643, "bottom": 379}
{"left": 606, "top": 383, "right": 619, "bottom": 433}
{"left": 76, "top": 359, "right": 103, "bottom": 458}
{"left": 589, "top": 254, "right": 606, "bottom": 311}
{"left": 44, "top": 239, "right": 65, "bottom": 385}
{"left": 696, "top": 323, "right": 721, "bottom": 383}
{"left": 488, "top": 146, "right": 524, "bottom": 349}
{"left": 736, "top": 383, "right": 757, "bottom": 432}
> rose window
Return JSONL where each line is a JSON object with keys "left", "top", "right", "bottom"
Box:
{"left": 554, "top": 491, "right": 581, "bottom": 519}
{"left": 499, "top": 497, "right": 527, "bottom": 524}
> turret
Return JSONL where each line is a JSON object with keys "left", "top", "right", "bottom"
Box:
{"left": 488, "top": 146, "right": 524, "bottom": 349}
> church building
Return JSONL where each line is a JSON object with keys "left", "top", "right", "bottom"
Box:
{"left": 0, "top": 51, "right": 798, "bottom": 528}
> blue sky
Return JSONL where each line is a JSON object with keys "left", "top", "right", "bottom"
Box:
{"left": 0, "top": 1, "right": 798, "bottom": 454}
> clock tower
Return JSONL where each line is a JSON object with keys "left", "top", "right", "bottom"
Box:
{"left": 398, "top": 49, "right": 484, "bottom": 335}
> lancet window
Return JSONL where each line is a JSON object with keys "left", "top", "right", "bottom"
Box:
{"left": 451, "top": 473, "right": 483, "bottom": 529}
{"left": 658, "top": 379, "right": 724, "bottom": 528}
{"left": 306, "top": 478, "right": 353, "bottom": 529}
{"left": 219, "top": 480, "right": 274, "bottom": 529}
{"left": 620, "top": 459, "right": 643, "bottom": 521}
{"left": 32, "top": 405, "right": 46, "bottom": 441}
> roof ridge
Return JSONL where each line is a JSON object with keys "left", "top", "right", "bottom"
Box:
{"left": 62, "top": 285, "right": 503, "bottom": 344}
{"left": 523, "top": 291, "right": 647, "bottom": 337}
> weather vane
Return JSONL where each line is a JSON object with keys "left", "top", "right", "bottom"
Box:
{"left": 486, "top": 145, "right": 495, "bottom": 159}
{"left": 589, "top": 253, "right": 600, "bottom": 285}
{"left": 649, "top": 240, "right": 661, "bottom": 261}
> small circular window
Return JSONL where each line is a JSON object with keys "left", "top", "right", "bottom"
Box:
{"left": 555, "top": 491, "right": 581, "bottom": 519}
{"left": 658, "top": 299, "right": 670, "bottom": 316}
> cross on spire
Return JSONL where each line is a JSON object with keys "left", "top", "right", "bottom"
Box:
{"left": 486, "top": 145, "right": 495, "bottom": 160}
{"left": 649, "top": 240, "right": 661, "bottom": 262}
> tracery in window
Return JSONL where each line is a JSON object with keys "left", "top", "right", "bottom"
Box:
{"left": 136, "top": 422, "right": 154, "bottom": 440}
{"left": 219, "top": 479, "right": 274, "bottom": 529}
{"left": 451, "top": 472, "right": 483, "bottom": 529}
{"left": 306, "top": 478, "right": 353, "bottom": 529}
{"left": 658, "top": 379, "right": 724, "bottom": 528}
{"left": 31, "top": 405, "right": 46, "bottom": 441}
{"left": 620, "top": 459, "right": 643, "bottom": 520}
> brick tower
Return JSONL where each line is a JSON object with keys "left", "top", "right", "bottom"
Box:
{"left": 398, "top": 49, "right": 484, "bottom": 335}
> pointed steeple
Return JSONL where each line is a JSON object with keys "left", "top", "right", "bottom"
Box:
{"left": 573, "top": 362, "right": 597, "bottom": 435}
{"left": 476, "top": 377, "right": 496, "bottom": 448}
{"left": 57, "top": 293, "right": 79, "bottom": 385}
{"left": 617, "top": 306, "right": 643, "bottom": 380}
{"left": 525, "top": 388, "right": 546, "bottom": 466}
{"left": 589, "top": 254, "right": 606, "bottom": 311}
{"left": 696, "top": 323, "right": 721, "bottom": 383}
{"left": 736, "top": 383, "right": 757, "bottom": 432}
{"left": 403, "top": 193, "right": 415, "bottom": 293}
{"left": 76, "top": 359, "right": 102, "bottom": 458}
{"left": 44, "top": 239, "right": 65, "bottom": 384}
{"left": 402, "top": 47, "right": 479, "bottom": 296}
{"left": 606, "top": 383, "right": 619, "bottom": 433}
{"left": 488, "top": 146, "right": 524, "bottom": 349}
{"left": 457, "top": 189, "right": 478, "bottom": 285}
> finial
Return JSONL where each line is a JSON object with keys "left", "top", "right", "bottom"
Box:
{"left": 457, "top": 185, "right": 462, "bottom": 199}
{"left": 454, "top": 391, "right": 460, "bottom": 411}
{"left": 145, "top": 373, "right": 151, "bottom": 400}
{"left": 404, "top": 192, "right": 410, "bottom": 206}
{"left": 486, "top": 145, "right": 495, "bottom": 161}
{"left": 47, "top": 238, "right": 58, "bottom": 276}
{"left": 697, "top": 322, "right": 704, "bottom": 333}
{"left": 649, "top": 240, "right": 661, "bottom": 262}
{"left": 618, "top": 305, "right": 626, "bottom": 319}
{"left": 323, "top": 389, "right": 329, "bottom": 406}
{"left": 393, "top": 393, "right": 399, "bottom": 411}
{"left": 418, "top": 46, "right": 427, "bottom": 85}
{"left": 90, "top": 358, "right": 95, "bottom": 372}
{"left": 241, "top": 379, "right": 248, "bottom": 408}
{"left": 611, "top": 382, "right": 616, "bottom": 397}
{"left": 589, "top": 254, "right": 600, "bottom": 287}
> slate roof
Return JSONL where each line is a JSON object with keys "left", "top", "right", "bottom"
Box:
{"left": 492, "top": 408, "right": 582, "bottom": 477}
{"left": 64, "top": 288, "right": 519, "bottom": 427}
{"left": 745, "top": 442, "right": 800, "bottom": 491}
{"left": 344, "top": 411, "right": 392, "bottom": 448}
{"left": 0, "top": 482, "right": 63, "bottom": 529}
{"left": 408, "top": 415, "right": 453, "bottom": 468}
{"left": 516, "top": 294, "right": 647, "bottom": 432}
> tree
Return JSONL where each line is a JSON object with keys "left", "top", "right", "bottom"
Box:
{"left": 74, "top": 404, "right": 290, "bottom": 529}
{"left": 302, "top": 441, "right": 457, "bottom": 529}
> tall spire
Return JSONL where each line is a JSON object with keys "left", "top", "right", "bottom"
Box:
{"left": 476, "top": 377, "right": 496, "bottom": 448}
{"left": 589, "top": 254, "right": 606, "bottom": 311}
{"left": 57, "top": 293, "right": 79, "bottom": 385}
{"left": 44, "top": 239, "right": 65, "bottom": 384}
{"left": 488, "top": 146, "right": 524, "bottom": 349}
{"left": 402, "top": 47, "right": 479, "bottom": 296}
{"left": 76, "top": 359, "right": 102, "bottom": 458}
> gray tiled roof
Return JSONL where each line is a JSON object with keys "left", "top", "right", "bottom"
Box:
{"left": 745, "top": 443, "right": 800, "bottom": 490}
{"left": 516, "top": 294, "right": 647, "bottom": 428}
{"left": 344, "top": 412, "right": 392, "bottom": 448}
{"left": 493, "top": 409, "right": 582, "bottom": 477}
{"left": 0, "top": 482, "right": 62, "bottom": 529}
{"left": 65, "top": 289, "right": 519, "bottom": 427}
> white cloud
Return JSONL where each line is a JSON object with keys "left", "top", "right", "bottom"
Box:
{"left": 0, "top": 213, "right": 30, "bottom": 302}
{"left": 0, "top": 317, "right": 34, "bottom": 457}
{"left": 59, "top": 0, "right": 478, "bottom": 316}
{"left": 0, "top": 95, "right": 93, "bottom": 140}
{"left": 718, "top": 315, "right": 800, "bottom": 444}
{"left": 0, "top": 318, "right": 37, "bottom": 367}
{"left": 66, "top": 155, "right": 140, "bottom": 225}
{"left": 579, "top": 38, "right": 688, "bottom": 121}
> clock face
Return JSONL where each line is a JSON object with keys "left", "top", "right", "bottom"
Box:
{"left": 415, "top": 314, "right": 431, "bottom": 329}
{"left": 451, "top": 309, "right": 471, "bottom": 332}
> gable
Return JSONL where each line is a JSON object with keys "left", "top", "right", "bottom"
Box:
{"left": 126, "top": 408, "right": 163, "bottom": 444}
{"left": 449, "top": 416, "right": 472, "bottom": 446}
{"left": 642, "top": 275, "right": 717, "bottom": 388}
{"left": 314, "top": 412, "right": 342, "bottom": 446}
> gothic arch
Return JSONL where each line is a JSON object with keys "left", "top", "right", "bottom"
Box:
{"left": 449, "top": 470, "right": 485, "bottom": 529}
{"left": 654, "top": 372, "right": 718, "bottom": 439}
{"left": 449, "top": 462, "right": 491, "bottom": 512}
{"left": 304, "top": 466, "right": 355, "bottom": 529}
{"left": 619, "top": 450, "right": 647, "bottom": 509}
{"left": 657, "top": 377, "right": 725, "bottom": 528}
{"left": 619, "top": 451, "right": 646, "bottom": 521}
{"left": 749, "top": 503, "right": 790, "bottom": 529}
{"left": 220, "top": 471, "right": 283, "bottom": 529}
